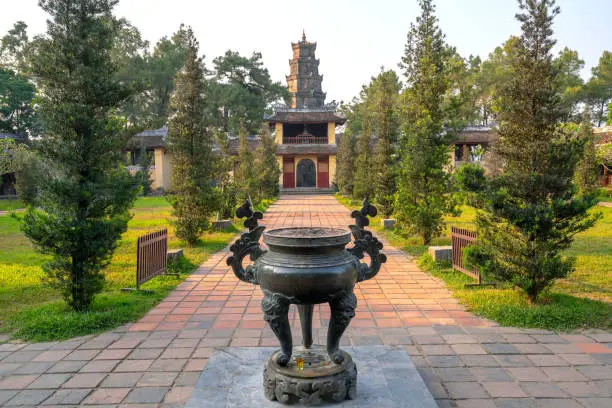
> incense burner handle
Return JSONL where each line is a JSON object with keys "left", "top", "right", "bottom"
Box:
{"left": 347, "top": 198, "right": 387, "bottom": 282}
{"left": 226, "top": 200, "right": 266, "bottom": 285}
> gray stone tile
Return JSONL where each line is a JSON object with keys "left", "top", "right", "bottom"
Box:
{"left": 61, "top": 373, "right": 107, "bottom": 388}
{"left": 519, "top": 382, "right": 567, "bottom": 398}
{"left": 577, "top": 365, "right": 612, "bottom": 380}
{"left": 13, "top": 361, "right": 55, "bottom": 374}
{"left": 495, "top": 355, "right": 534, "bottom": 367}
{"left": 125, "top": 387, "right": 169, "bottom": 403}
{"left": 535, "top": 398, "right": 582, "bottom": 408}
{"left": 427, "top": 355, "right": 464, "bottom": 367}
{"left": 101, "top": 373, "right": 144, "bottom": 388}
{"left": 42, "top": 388, "right": 92, "bottom": 405}
{"left": 0, "top": 363, "right": 21, "bottom": 375}
{"left": 460, "top": 355, "right": 500, "bottom": 367}
{"left": 5, "top": 389, "right": 54, "bottom": 406}
{"left": 136, "top": 372, "right": 178, "bottom": 387}
{"left": 577, "top": 398, "right": 612, "bottom": 408}
{"left": 556, "top": 381, "right": 609, "bottom": 397}
{"left": 79, "top": 359, "right": 120, "bottom": 373}
{"left": 435, "top": 367, "right": 476, "bottom": 382}
{"left": 494, "top": 398, "right": 538, "bottom": 408}
{"left": 469, "top": 367, "right": 512, "bottom": 382}
{"left": 27, "top": 373, "right": 72, "bottom": 389}
{"left": 2, "top": 351, "right": 41, "bottom": 363}
{"left": 0, "top": 390, "right": 17, "bottom": 405}
{"left": 484, "top": 344, "right": 520, "bottom": 354}
{"left": 541, "top": 366, "right": 588, "bottom": 381}
{"left": 128, "top": 348, "right": 164, "bottom": 360}
{"left": 445, "top": 382, "right": 488, "bottom": 399}
{"left": 175, "top": 372, "right": 200, "bottom": 387}
{"left": 47, "top": 360, "right": 87, "bottom": 373}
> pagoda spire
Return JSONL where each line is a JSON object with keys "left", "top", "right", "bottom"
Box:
{"left": 286, "top": 34, "right": 326, "bottom": 108}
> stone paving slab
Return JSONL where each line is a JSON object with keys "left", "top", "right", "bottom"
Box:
{"left": 0, "top": 195, "right": 610, "bottom": 407}
{"left": 186, "top": 346, "right": 438, "bottom": 408}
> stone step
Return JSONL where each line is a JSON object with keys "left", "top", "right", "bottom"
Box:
{"left": 280, "top": 187, "right": 334, "bottom": 195}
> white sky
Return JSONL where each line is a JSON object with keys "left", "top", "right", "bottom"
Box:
{"left": 2, "top": 0, "right": 610, "bottom": 103}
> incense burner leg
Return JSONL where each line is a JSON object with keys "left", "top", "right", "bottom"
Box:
{"left": 327, "top": 290, "right": 357, "bottom": 364}
{"left": 262, "top": 292, "right": 292, "bottom": 366}
{"left": 297, "top": 304, "right": 314, "bottom": 349}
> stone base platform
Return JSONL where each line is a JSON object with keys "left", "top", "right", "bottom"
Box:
{"left": 186, "top": 346, "right": 437, "bottom": 408}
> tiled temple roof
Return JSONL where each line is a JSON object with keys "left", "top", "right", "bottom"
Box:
{"left": 265, "top": 110, "right": 346, "bottom": 124}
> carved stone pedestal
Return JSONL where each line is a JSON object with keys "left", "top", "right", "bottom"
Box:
{"left": 263, "top": 346, "right": 357, "bottom": 406}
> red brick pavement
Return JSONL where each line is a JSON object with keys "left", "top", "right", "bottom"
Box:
{"left": 129, "top": 195, "right": 491, "bottom": 336}
{"left": 0, "top": 195, "right": 610, "bottom": 407}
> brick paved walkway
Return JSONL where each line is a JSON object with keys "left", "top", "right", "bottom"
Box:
{"left": 0, "top": 195, "right": 610, "bottom": 407}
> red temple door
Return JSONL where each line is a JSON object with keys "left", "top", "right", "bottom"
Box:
{"left": 317, "top": 157, "right": 329, "bottom": 188}
{"left": 283, "top": 157, "right": 295, "bottom": 188}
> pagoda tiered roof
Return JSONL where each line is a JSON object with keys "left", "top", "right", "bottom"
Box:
{"left": 265, "top": 104, "right": 346, "bottom": 125}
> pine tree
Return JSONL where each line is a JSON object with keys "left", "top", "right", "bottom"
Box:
{"left": 335, "top": 128, "right": 356, "bottom": 196}
{"left": 167, "top": 28, "right": 217, "bottom": 245}
{"left": 234, "top": 120, "right": 256, "bottom": 200}
{"left": 255, "top": 124, "right": 281, "bottom": 200}
{"left": 21, "top": 0, "right": 138, "bottom": 311}
{"left": 352, "top": 107, "right": 374, "bottom": 200}
{"left": 457, "top": 0, "right": 600, "bottom": 302}
{"left": 574, "top": 111, "right": 600, "bottom": 195}
{"left": 395, "top": 0, "right": 456, "bottom": 244}
{"left": 369, "top": 69, "right": 401, "bottom": 218}
{"left": 136, "top": 139, "right": 153, "bottom": 196}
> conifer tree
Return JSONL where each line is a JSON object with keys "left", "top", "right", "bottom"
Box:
{"left": 574, "top": 111, "right": 600, "bottom": 195}
{"left": 335, "top": 128, "right": 356, "bottom": 196}
{"left": 457, "top": 0, "right": 600, "bottom": 302}
{"left": 369, "top": 69, "right": 401, "bottom": 218}
{"left": 352, "top": 108, "right": 374, "bottom": 200}
{"left": 167, "top": 28, "right": 217, "bottom": 244}
{"left": 395, "top": 0, "right": 456, "bottom": 244}
{"left": 234, "top": 120, "right": 256, "bottom": 200}
{"left": 136, "top": 139, "right": 153, "bottom": 195}
{"left": 255, "top": 124, "right": 281, "bottom": 200}
{"left": 21, "top": 0, "right": 139, "bottom": 311}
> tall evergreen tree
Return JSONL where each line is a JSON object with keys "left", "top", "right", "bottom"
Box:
{"left": 135, "top": 139, "right": 153, "bottom": 196}
{"left": 21, "top": 0, "right": 138, "bottom": 311}
{"left": 234, "top": 120, "right": 256, "bottom": 199}
{"left": 583, "top": 51, "right": 612, "bottom": 127}
{"left": 574, "top": 111, "right": 600, "bottom": 195}
{"left": 335, "top": 128, "right": 356, "bottom": 196}
{"left": 167, "top": 28, "right": 217, "bottom": 244}
{"left": 352, "top": 104, "right": 374, "bottom": 200}
{"left": 457, "top": 0, "right": 600, "bottom": 302}
{"left": 254, "top": 124, "right": 281, "bottom": 201}
{"left": 395, "top": 0, "right": 456, "bottom": 244}
{"left": 369, "top": 69, "right": 401, "bottom": 218}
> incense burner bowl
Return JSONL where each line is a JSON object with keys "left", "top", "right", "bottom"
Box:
{"left": 226, "top": 199, "right": 386, "bottom": 405}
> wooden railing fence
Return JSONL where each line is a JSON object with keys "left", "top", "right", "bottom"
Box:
{"left": 451, "top": 226, "right": 481, "bottom": 283}
{"left": 283, "top": 136, "right": 328, "bottom": 145}
{"left": 135, "top": 229, "right": 168, "bottom": 289}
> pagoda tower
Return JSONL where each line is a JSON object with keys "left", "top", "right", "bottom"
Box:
{"left": 286, "top": 31, "right": 326, "bottom": 109}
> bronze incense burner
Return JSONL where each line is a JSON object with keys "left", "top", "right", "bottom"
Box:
{"left": 227, "top": 199, "right": 386, "bottom": 405}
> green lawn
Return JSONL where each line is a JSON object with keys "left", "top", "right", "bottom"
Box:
{"left": 0, "top": 199, "right": 24, "bottom": 211}
{"left": 0, "top": 196, "right": 274, "bottom": 341}
{"left": 335, "top": 194, "right": 612, "bottom": 330}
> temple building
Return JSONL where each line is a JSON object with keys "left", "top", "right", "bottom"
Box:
{"left": 265, "top": 32, "right": 345, "bottom": 191}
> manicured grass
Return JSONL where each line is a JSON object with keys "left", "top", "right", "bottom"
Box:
{"left": 0, "top": 196, "right": 276, "bottom": 342}
{"left": 0, "top": 199, "right": 24, "bottom": 211}
{"left": 418, "top": 255, "right": 611, "bottom": 331}
{"left": 335, "top": 194, "right": 612, "bottom": 330}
